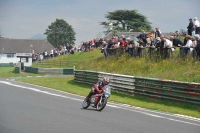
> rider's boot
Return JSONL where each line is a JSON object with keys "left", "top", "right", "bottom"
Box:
{"left": 86, "top": 90, "right": 94, "bottom": 101}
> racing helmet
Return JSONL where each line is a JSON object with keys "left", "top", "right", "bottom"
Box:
{"left": 103, "top": 77, "right": 110, "bottom": 85}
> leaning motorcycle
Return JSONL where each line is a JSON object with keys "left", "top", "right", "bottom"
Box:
{"left": 82, "top": 85, "right": 111, "bottom": 111}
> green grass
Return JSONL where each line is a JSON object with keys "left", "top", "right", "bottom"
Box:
{"left": 0, "top": 67, "right": 43, "bottom": 78}
{"left": 32, "top": 48, "right": 200, "bottom": 82}
{"left": 17, "top": 76, "right": 200, "bottom": 118}
{"left": 32, "top": 49, "right": 103, "bottom": 68}
{"left": 75, "top": 50, "right": 200, "bottom": 83}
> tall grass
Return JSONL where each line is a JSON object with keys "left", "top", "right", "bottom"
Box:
{"left": 75, "top": 49, "right": 200, "bottom": 82}
{"left": 33, "top": 49, "right": 200, "bottom": 83}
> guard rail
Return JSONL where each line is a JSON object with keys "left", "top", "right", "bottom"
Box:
{"left": 74, "top": 70, "right": 200, "bottom": 107}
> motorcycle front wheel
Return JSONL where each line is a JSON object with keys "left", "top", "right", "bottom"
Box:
{"left": 96, "top": 97, "right": 107, "bottom": 111}
{"left": 82, "top": 98, "right": 90, "bottom": 109}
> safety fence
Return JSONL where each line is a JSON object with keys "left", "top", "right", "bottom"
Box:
{"left": 23, "top": 66, "right": 74, "bottom": 75}
{"left": 103, "top": 47, "right": 200, "bottom": 60}
{"left": 74, "top": 70, "right": 200, "bottom": 107}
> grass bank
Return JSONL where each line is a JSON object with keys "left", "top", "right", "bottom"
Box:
{"left": 33, "top": 49, "right": 200, "bottom": 83}
{"left": 17, "top": 76, "right": 200, "bottom": 118}
{"left": 32, "top": 49, "right": 103, "bottom": 68}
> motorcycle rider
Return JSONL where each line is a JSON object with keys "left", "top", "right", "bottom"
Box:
{"left": 86, "top": 77, "right": 110, "bottom": 101}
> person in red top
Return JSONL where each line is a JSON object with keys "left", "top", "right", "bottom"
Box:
{"left": 93, "top": 38, "right": 96, "bottom": 44}
{"left": 86, "top": 77, "right": 110, "bottom": 101}
{"left": 120, "top": 38, "right": 125, "bottom": 48}
{"left": 120, "top": 35, "right": 126, "bottom": 49}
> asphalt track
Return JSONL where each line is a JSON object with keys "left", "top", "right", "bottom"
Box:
{"left": 0, "top": 79, "right": 200, "bottom": 133}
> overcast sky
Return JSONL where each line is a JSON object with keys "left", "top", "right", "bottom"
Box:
{"left": 0, "top": 0, "right": 199, "bottom": 46}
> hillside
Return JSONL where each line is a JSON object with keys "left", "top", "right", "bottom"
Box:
{"left": 32, "top": 48, "right": 200, "bottom": 83}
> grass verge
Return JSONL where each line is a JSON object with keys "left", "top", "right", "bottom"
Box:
{"left": 0, "top": 67, "right": 43, "bottom": 78}
{"left": 32, "top": 49, "right": 200, "bottom": 83}
{"left": 17, "top": 76, "right": 200, "bottom": 118}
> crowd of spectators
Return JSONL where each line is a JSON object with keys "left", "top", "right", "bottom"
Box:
{"left": 96, "top": 17, "right": 200, "bottom": 59}
{"left": 32, "top": 44, "right": 77, "bottom": 62}
{"left": 78, "top": 38, "right": 103, "bottom": 52}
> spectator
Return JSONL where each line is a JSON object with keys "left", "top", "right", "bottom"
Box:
{"left": 63, "top": 45, "right": 67, "bottom": 54}
{"left": 194, "top": 17, "right": 200, "bottom": 35}
{"left": 138, "top": 30, "right": 147, "bottom": 44}
{"left": 99, "top": 38, "right": 103, "bottom": 47}
{"left": 182, "top": 33, "right": 187, "bottom": 46}
{"left": 107, "top": 39, "right": 114, "bottom": 49}
{"left": 163, "top": 37, "right": 173, "bottom": 57}
{"left": 187, "top": 18, "right": 194, "bottom": 36}
{"left": 131, "top": 40, "right": 139, "bottom": 57}
{"left": 174, "top": 31, "right": 179, "bottom": 37}
{"left": 66, "top": 44, "right": 70, "bottom": 53}
{"left": 163, "top": 37, "right": 173, "bottom": 48}
{"left": 160, "top": 35, "right": 165, "bottom": 48}
{"left": 149, "top": 36, "right": 155, "bottom": 47}
{"left": 102, "top": 41, "right": 108, "bottom": 58}
{"left": 107, "top": 39, "right": 114, "bottom": 55}
{"left": 32, "top": 54, "right": 36, "bottom": 62}
{"left": 148, "top": 31, "right": 155, "bottom": 38}
{"left": 126, "top": 38, "right": 133, "bottom": 55}
{"left": 181, "top": 35, "right": 193, "bottom": 55}
{"left": 138, "top": 39, "right": 146, "bottom": 57}
{"left": 146, "top": 38, "right": 151, "bottom": 47}
{"left": 133, "top": 40, "right": 139, "bottom": 47}
{"left": 39, "top": 53, "right": 43, "bottom": 62}
{"left": 194, "top": 34, "right": 200, "bottom": 58}
{"left": 170, "top": 35, "right": 183, "bottom": 56}
{"left": 50, "top": 48, "right": 53, "bottom": 58}
{"left": 61, "top": 46, "right": 65, "bottom": 54}
{"left": 139, "top": 38, "right": 145, "bottom": 47}
{"left": 170, "top": 36, "right": 183, "bottom": 47}
{"left": 119, "top": 35, "right": 126, "bottom": 53}
{"left": 93, "top": 38, "right": 97, "bottom": 47}
{"left": 114, "top": 36, "right": 119, "bottom": 47}
{"left": 155, "top": 37, "right": 162, "bottom": 56}
{"left": 70, "top": 48, "right": 75, "bottom": 54}
{"left": 155, "top": 27, "right": 161, "bottom": 38}
{"left": 44, "top": 50, "right": 48, "bottom": 59}
{"left": 155, "top": 37, "right": 161, "bottom": 48}
{"left": 53, "top": 48, "right": 57, "bottom": 57}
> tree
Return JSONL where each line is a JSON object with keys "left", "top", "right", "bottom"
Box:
{"left": 44, "top": 19, "right": 76, "bottom": 48}
{"left": 100, "top": 10, "right": 152, "bottom": 34}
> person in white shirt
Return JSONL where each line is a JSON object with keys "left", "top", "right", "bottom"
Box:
{"left": 163, "top": 37, "right": 173, "bottom": 48}
{"left": 39, "top": 53, "right": 43, "bottom": 62}
{"left": 50, "top": 48, "right": 54, "bottom": 58}
{"left": 64, "top": 46, "right": 67, "bottom": 54}
{"left": 44, "top": 50, "right": 48, "bottom": 59}
{"left": 162, "top": 37, "right": 174, "bottom": 57}
{"left": 181, "top": 35, "right": 193, "bottom": 55}
{"left": 194, "top": 17, "right": 200, "bottom": 35}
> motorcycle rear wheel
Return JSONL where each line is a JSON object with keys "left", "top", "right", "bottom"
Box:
{"left": 82, "top": 98, "right": 90, "bottom": 109}
{"left": 96, "top": 97, "right": 107, "bottom": 111}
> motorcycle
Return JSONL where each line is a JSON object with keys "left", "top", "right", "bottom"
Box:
{"left": 82, "top": 85, "right": 111, "bottom": 111}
